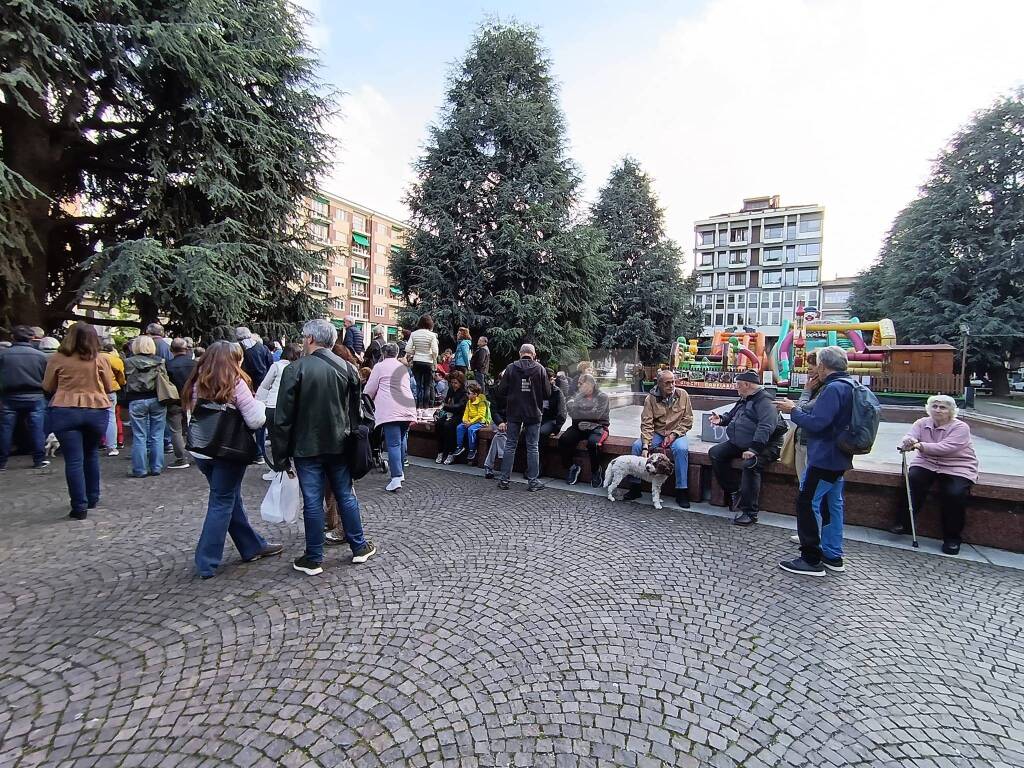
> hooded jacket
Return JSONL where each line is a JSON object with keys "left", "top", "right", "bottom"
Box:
{"left": 497, "top": 357, "right": 550, "bottom": 425}
{"left": 123, "top": 354, "right": 167, "bottom": 402}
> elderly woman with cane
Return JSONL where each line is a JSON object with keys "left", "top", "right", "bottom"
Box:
{"left": 892, "top": 394, "right": 978, "bottom": 555}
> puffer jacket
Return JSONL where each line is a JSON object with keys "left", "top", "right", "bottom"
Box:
{"left": 566, "top": 389, "right": 610, "bottom": 428}
{"left": 463, "top": 394, "right": 488, "bottom": 424}
{"left": 123, "top": 354, "right": 166, "bottom": 403}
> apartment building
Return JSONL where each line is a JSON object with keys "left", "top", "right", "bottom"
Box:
{"left": 692, "top": 195, "right": 824, "bottom": 338}
{"left": 819, "top": 276, "right": 857, "bottom": 322}
{"left": 303, "top": 191, "right": 407, "bottom": 341}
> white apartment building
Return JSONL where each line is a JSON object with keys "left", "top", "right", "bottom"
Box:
{"left": 692, "top": 195, "right": 824, "bottom": 338}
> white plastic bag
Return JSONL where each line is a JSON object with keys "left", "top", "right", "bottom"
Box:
{"left": 260, "top": 471, "right": 300, "bottom": 524}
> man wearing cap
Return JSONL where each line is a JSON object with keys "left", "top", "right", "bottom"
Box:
{"left": 709, "top": 370, "right": 786, "bottom": 526}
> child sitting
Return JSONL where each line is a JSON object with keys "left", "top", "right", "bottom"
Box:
{"left": 451, "top": 381, "right": 488, "bottom": 462}
{"left": 433, "top": 370, "right": 449, "bottom": 406}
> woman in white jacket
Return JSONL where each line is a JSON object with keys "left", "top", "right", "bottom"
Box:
{"left": 256, "top": 343, "right": 300, "bottom": 476}
{"left": 408, "top": 314, "right": 439, "bottom": 415}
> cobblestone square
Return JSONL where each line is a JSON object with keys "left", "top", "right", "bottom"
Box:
{"left": 1, "top": 456, "right": 1022, "bottom": 767}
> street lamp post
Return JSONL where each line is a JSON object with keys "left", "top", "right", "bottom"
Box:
{"left": 959, "top": 322, "right": 970, "bottom": 401}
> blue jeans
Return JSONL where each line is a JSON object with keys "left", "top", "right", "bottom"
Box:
{"left": 193, "top": 457, "right": 268, "bottom": 576}
{"left": 294, "top": 456, "right": 367, "bottom": 563}
{"left": 105, "top": 393, "right": 118, "bottom": 449}
{"left": 456, "top": 422, "right": 484, "bottom": 452}
{"left": 49, "top": 406, "right": 109, "bottom": 514}
{"left": 798, "top": 466, "right": 846, "bottom": 561}
{"left": 129, "top": 398, "right": 166, "bottom": 475}
{"left": 499, "top": 421, "right": 540, "bottom": 482}
{"left": 381, "top": 422, "right": 409, "bottom": 479}
{"left": 630, "top": 433, "right": 689, "bottom": 489}
{"left": 0, "top": 394, "right": 47, "bottom": 467}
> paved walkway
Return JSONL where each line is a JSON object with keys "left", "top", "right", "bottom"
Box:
{"left": 1, "top": 454, "right": 1023, "bottom": 767}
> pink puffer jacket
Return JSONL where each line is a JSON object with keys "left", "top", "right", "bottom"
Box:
{"left": 364, "top": 358, "right": 416, "bottom": 425}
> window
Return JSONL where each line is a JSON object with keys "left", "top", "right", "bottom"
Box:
{"left": 796, "top": 290, "right": 819, "bottom": 307}
{"left": 747, "top": 309, "right": 760, "bottom": 326}
{"left": 697, "top": 274, "right": 713, "bottom": 288}
{"left": 799, "top": 216, "right": 822, "bottom": 233}
{"left": 783, "top": 269, "right": 795, "bottom": 287}
{"left": 730, "top": 227, "right": 748, "bottom": 243}
{"left": 718, "top": 229, "right": 729, "bottom": 246}
{"left": 309, "top": 222, "right": 329, "bottom": 242}
{"left": 786, "top": 222, "right": 797, "bottom": 240}
{"left": 352, "top": 213, "right": 366, "bottom": 232}
{"left": 736, "top": 293, "right": 746, "bottom": 309}
{"left": 703, "top": 312, "right": 713, "bottom": 327}
{"left": 727, "top": 294, "right": 736, "bottom": 309}
{"left": 763, "top": 247, "right": 783, "bottom": 263}
{"left": 796, "top": 242, "right": 821, "bottom": 261}
{"left": 798, "top": 267, "right": 819, "bottom": 284}
{"left": 762, "top": 270, "right": 782, "bottom": 287}
{"left": 376, "top": 264, "right": 386, "bottom": 276}
{"left": 728, "top": 312, "right": 745, "bottom": 326}
{"left": 713, "top": 311, "right": 725, "bottom": 326}
{"left": 331, "top": 298, "right": 344, "bottom": 310}
{"left": 783, "top": 290, "right": 794, "bottom": 308}
{"left": 351, "top": 282, "right": 368, "bottom": 298}
{"left": 728, "top": 272, "right": 746, "bottom": 287}
{"left": 310, "top": 272, "right": 326, "bottom": 288}
{"left": 714, "top": 294, "right": 726, "bottom": 309}
{"left": 824, "top": 289, "right": 850, "bottom": 305}
{"left": 699, "top": 231, "right": 715, "bottom": 246}
{"left": 715, "top": 272, "right": 727, "bottom": 289}
{"left": 335, "top": 209, "right": 348, "bottom": 223}
{"left": 376, "top": 286, "right": 386, "bottom": 296}
{"left": 310, "top": 198, "right": 329, "bottom": 218}
{"left": 716, "top": 251, "right": 729, "bottom": 268}
{"left": 770, "top": 292, "right": 782, "bottom": 308}
{"left": 747, "top": 291, "right": 759, "bottom": 309}
{"left": 699, "top": 252, "right": 714, "bottom": 267}
{"left": 334, "top": 276, "right": 344, "bottom": 287}
{"left": 375, "top": 307, "right": 386, "bottom": 317}
{"left": 766, "top": 310, "right": 781, "bottom": 325}
{"left": 729, "top": 250, "right": 747, "bottom": 266}
{"left": 350, "top": 302, "right": 362, "bottom": 316}
{"left": 785, "top": 245, "right": 796, "bottom": 264}
{"left": 764, "top": 222, "right": 784, "bottom": 239}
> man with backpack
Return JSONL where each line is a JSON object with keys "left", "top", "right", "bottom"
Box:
{"left": 775, "top": 345, "right": 879, "bottom": 577}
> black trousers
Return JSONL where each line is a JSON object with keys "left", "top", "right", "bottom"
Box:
{"left": 709, "top": 440, "right": 777, "bottom": 515}
{"left": 557, "top": 424, "right": 605, "bottom": 476}
{"left": 412, "top": 362, "right": 433, "bottom": 409}
{"left": 472, "top": 369, "right": 487, "bottom": 396}
{"left": 902, "top": 466, "right": 972, "bottom": 542}
{"left": 435, "top": 418, "right": 458, "bottom": 455}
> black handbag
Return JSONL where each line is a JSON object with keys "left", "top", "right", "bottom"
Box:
{"left": 186, "top": 399, "right": 258, "bottom": 463}
{"left": 311, "top": 352, "right": 374, "bottom": 480}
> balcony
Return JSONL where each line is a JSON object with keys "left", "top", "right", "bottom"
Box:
{"left": 727, "top": 260, "right": 748, "bottom": 269}
{"left": 727, "top": 283, "right": 748, "bottom": 291}
{"left": 696, "top": 282, "right": 714, "bottom": 292}
{"left": 696, "top": 260, "right": 715, "bottom": 271}
{"left": 695, "top": 236, "right": 716, "bottom": 250}
{"left": 307, "top": 282, "right": 329, "bottom": 294}
{"left": 351, "top": 266, "right": 370, "bottom": 281}
{"left": 352, "top": 244, "right": 370, "bottom": 258}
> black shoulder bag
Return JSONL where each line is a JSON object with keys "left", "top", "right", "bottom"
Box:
{"left": 312, "top": 352, "right": 374, "bottom": 480}
{"left": 186, "top": 399, "right": 258, "bottom": 463}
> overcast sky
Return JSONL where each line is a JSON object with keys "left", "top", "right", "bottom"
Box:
{"left": 301, "top": 0, "right": 1024, "bottom": 279}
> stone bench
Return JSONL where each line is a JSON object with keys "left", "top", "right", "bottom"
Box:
{"left": 407, "top": 421, "right": 1024, "bottom": 553}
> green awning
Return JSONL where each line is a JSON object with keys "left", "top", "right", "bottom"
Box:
{"left": 352, "top": 232, "right": 370, "bottom": 247}
{"left": 331, "top": 318, "right": 345, "bottom": 329}
{"left": 390, "top": 286, "right": 402, "bottom": 296}
{"left": 390, "top": 244, "right": 401, "bottom": 254}
{"left": 351, "top": 271, "right": 369, "bottom": 282}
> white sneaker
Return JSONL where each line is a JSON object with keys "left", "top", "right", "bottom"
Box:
{"left": 107, "top": 448, "right": 119, "bottom": 457}
{"left": 790, "top": 534, "right": 800, "bottom": 543}
{"left": 262, "top": 471, "right": 276, "bottom": 481}
{"left": 385, "top": 476, "right": 403, "bottom": 492}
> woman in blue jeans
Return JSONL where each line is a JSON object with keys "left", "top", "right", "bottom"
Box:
{"left": 123, "top": 335, "right": 168, "bottom": 477}
{"left": 41, "top": 323, "right": 115, "bottom": 519}
{"left": 182, "top": 341, "right": 281, "bottom": 579}
{"left": 363, "top": 342, "right": 416, "bottom": 492}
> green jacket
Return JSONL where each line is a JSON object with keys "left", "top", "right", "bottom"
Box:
{"left": 270, "top": 348, "right": 360, "bottom": 469}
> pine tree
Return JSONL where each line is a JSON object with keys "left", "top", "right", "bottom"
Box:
{"left": 0, "top": 0, "right": 334, "bottom": 336}
{"left": 850, "top": 91, "right": 1024, "bottom": 394}
{"left": 391, "top": 21, "right": 610, "bottom": 367}
{"left": 592, "top": 158, "right": 702, "bottom": 365}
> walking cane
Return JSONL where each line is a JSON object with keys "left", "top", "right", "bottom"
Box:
{"left": 899, "top": 448, "right": 919, "bottom": 548}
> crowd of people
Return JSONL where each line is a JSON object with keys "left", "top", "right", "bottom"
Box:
{"left": 0, "top": 316, "right": 982, "bottom": 579}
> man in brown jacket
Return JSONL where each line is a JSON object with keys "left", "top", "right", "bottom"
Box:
{"left": 627, "top": 369, "right": 694, "bottom": 508}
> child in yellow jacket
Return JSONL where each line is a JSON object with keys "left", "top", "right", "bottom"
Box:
{"left": 452, "top": 381, "right": 488, "bottom": 462}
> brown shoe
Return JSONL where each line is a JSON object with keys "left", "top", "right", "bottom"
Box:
{"left": 244, "top": 543, "right": 283, "bottom": 562}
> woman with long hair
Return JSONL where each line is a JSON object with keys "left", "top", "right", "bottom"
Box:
{"left": 42, "top": 323, "right": 115, "bottom": 519}
{"left": 408, "top": 314, "right": 439, "bottom": 415}
{"left": 183, "top": 341, "right": 281, "bottom": 579}
{"left": 452, "top": 327, "right": 472, "bottom": 374}
{"left": 123, "top": 334, "right": 168, "bottom": 477}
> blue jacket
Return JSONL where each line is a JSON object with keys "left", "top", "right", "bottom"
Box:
{"left": 454, "top": 338, "right": 471, "bottom": 368}
{"left": 789, "top": 372, "right": 854, "bottom": 472}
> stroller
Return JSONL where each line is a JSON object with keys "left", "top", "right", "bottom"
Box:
{"left": 359, "top": 393, "right": 389, "bottom": 476}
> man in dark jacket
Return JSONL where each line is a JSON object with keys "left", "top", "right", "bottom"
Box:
{"left": 0, "top": 325, "right": 50, "bottom": 469}
{"left": 470, "top": 336, "right": 491, "bottom": 396}
{"left": 342, "top": 316, "right": 364, "bottom": 361}
{"left": 236, "top": 326, "right": 272, "bottom": 389}
{"left": 270, "top": 318, "right": 375, "bottom": 576}
{"left": 775, "top": 345, "right": 854, "bottom": 577}
{"left": 146, "top": 323, "right": 174, "bottom": 362}
{"left": 495, "top": 344, "right": 550, "bottom": 491}
{"left": 708, "top": 370, "right": 785, "bottom": 527}
{"left": 539, "top": 366, "right": 567, "bottom": 453}
{"left": 164, "top": 338, "right": 196, "bottom": 470}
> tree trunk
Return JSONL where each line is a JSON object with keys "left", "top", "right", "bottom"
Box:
{"left": 990, "top": 365, "right": 1010, "bottom": 397}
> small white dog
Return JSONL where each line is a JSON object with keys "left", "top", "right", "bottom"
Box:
{"left": 603, "top": 452, "right": 674, "bottom": 509}
{"left": 45, "top": 433, "right": 60, "bottom": 458}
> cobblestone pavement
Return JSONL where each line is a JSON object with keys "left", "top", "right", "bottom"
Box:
{"left": 1, "top": 454, "right": 1023, "bottom": 768}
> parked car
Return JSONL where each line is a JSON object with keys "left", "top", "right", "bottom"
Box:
{"left": 1011, "top": 379, "right": 1024, "bottom": 393}
{"left": 970, "top": 377, "right": 993, "bottom": 395}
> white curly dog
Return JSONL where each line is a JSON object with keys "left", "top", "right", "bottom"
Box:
{"left": 603, "top": 452, "right": 674, "bottom": 509}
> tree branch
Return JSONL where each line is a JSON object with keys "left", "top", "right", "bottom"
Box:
{"left": 43, "top": 310, "right": 144, "bottom": 329}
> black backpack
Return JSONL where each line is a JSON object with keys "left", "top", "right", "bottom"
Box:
{"left": 834, "top": 378, "right": 881, "bottom": 455}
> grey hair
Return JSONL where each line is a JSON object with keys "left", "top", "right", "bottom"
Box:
{"left": 657, "top": 368, "right": 676, "bottom": 380}
{"left": 382, "top": 342, "right": 400, "bottom": 358}
{"left": 926, "top": 394, "right": 958, "bottom": 418}
{"left": 578, "top": 373, "right": 599, "bottom": 391}
{"left": 374, "top": 325, "right": 386, "bottom": 339}
{"left": 519, "top": 343, "right": 536, "bottom": 358}
{"left": 816, "top": 345, "right": 848, "bottom": 372}
{"left": 302, "top": 318, "right": 337, "bottom": 348}
{"left": 234, "top": 326, "right": 252, "bottom": 341}
{"left": 146, "top": 322, "right": 164, "bottom": 336}
{"left": 343, "top": 315, "right": 355, "bottom": 324}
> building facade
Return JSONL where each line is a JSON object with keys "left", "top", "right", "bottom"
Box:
{"left": 302, "top": 191, "right": 407, "bottom": 341}
{"left": 692, "top": 195, "right": 824, "bottom": 338}
{"left": 819, "top": 275, "right": 857, "bottom": 322}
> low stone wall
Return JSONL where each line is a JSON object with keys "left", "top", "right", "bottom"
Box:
{"left": 408, "top": 421, "right": 1024, "bottom": 553}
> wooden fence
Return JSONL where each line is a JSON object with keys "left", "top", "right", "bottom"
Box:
{"left": 870, "top": 372, "right": 964, "bottom": 395}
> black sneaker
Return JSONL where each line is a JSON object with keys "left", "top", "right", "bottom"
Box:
{"left": 33, "top": 460, "right": 51, "bottom": 469}
{"left": 821, "top": 555, "right": 846, "bottom": 572}
{"left": 527, "top": 480, "right": 545, "bottom": 492}
{"left": 292, "top": 556, "right": 323, "bottom": 575}
{"left": 484, "top": 469, "right": 495, "bottom": 480}
{"left": 324, "top": 531, "right": 347, "bottom": 546}
{"left": 167, "top": 458, "right": 190, "bottom": 470}
{"left": 733, "top": 511, "right": 758, "bottom": 526}
{"left": 497, "top": 480, "right": 510, "bottom": 490}
{"left": 352, "top": 542, "right": 376, "bottom": 564}
{"left": 68, "top": 510, "right": 87, "bottom": 520}
{"left": 566, "top": 464, "right": 581, "bottom": 485}
{"left": 244, "top": 543, "right": 284, "bottom": 563}
{"left": 467, "top": 450, "right": 477, "bottom": 462}
{"left": 623, "top": 487, "right": 642, "bottom": 501}
{"left": 941, "top": 540, "right": 961, "bottom": 556}
{"left": 779, "top": 557, "right": 825, "bottom": 577}
{"left": 675, "top": 491, "right": 690, "bottom": 509}
{"left": 451, "top": 447, "right": 466, "bottom": 458}
{"left": 590, "top": 470, "right": 603, "bottom": 488}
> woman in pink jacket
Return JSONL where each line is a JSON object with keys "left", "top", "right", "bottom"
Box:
{"left": 893, "top": 394, "right": 978, "bottom": 555}
{"left": 364, "top": 342, "right": 416, "bottom": 492}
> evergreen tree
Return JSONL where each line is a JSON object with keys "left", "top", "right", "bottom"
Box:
{"left": 592, "top": 158, "right": 702, "bottom": 365}
{"left": 391, "top": 21, "right": 610, "bottom": 367}
{"left": 0, "top": 0, "right": 334, "bottom": 335}
{"left": 850, "top": 91, "right": 1024, "bottom": 393}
